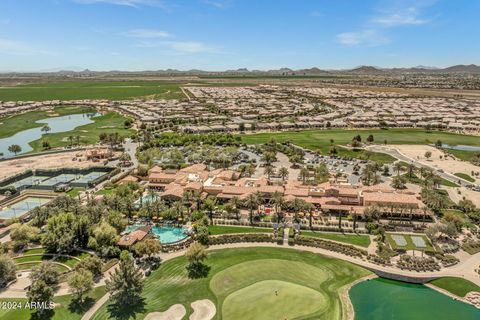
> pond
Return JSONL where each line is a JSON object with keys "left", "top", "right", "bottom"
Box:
{"left": 0, "top": 112, "right": 100, "bottom": 158}
{"left": 440, "top": 144, "right": 480, "bottom": 151}
{"left": 350, "top": 277, "right": 480, "bottom": 320}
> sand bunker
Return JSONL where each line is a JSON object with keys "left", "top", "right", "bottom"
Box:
{"left": 190, "top": 299, "right": 216, "bottom": 320}
{"left": 144, "top": 304, "right": 186, "bottom": 320}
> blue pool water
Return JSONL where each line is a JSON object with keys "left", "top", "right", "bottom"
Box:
{"left": 152, "top": 225, "right": 188, "bottom": 244}
{"left": 124, "top": 224, "right": 188, "bottom": 244}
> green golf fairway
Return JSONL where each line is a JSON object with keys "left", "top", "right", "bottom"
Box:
{"left": 222, "top": 280, "right": 325, "bottom": 320}
{"left": 91, "top": 247, "right": 371, "bottom": 320}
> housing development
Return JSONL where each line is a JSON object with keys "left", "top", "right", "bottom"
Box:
{"left": 1, "top": 0, "right": 480, "bottom": 319}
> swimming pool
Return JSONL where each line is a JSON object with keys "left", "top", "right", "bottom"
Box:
{"left": 151, "top": 225, "right": 188, "bottom": 244}
{"left": 124, "top": 224, "right": 188, "bottom": 244}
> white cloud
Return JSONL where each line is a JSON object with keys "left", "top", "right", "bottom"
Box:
{"left": 336, "top": 30, "right": 389, "bottom": 47}
{"left": 202, "top": 0, "right": 232, "bottom": 9}
{"left": 371, "top": 7, "right": 430, "bottom": 27}
{"left": 72, "top": 0, "right": 165, "bottom": 8}
{"left": 167, "top": 41, "right": 213, "bottom": 53}
{"left": 0, "top": 38, "right": 55, "bottom": 56}
{"left": 123, "top": 29, "right": 171, "bottom": 38}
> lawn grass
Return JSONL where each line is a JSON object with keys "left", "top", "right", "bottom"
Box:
{"left": 0, "top": 286, "right": 106, "bottom": 320}
{"left": 300, "top": 231, "right": 371, "bottom": 248}
{"left": 430, "top": 277, "right": 480, "bottom": 297}
{"left": 0, "top": 81, "right": 185, "bottom": 101}
{"left": 0, "top": 105, "right": 95, "bottom": 139}
{"left": 208, "top": 225, "right": 272, "bottom": 235}
{"left": 443, "top": 149, "right": 479, "bottom": 162}
{"left": 454, "top": 173, "right": 476, "bottom": 183}
{"left": 91, "top": 247, "right": 371, "bottom": 320}
{"left": 439, "top": 177, "right": 459, "bottom": 187}
{"left": 28, "top": 111, "right": 135, "bottom": 152}
{"left": 239, "top": 129, "right": 480, "bottom": 164}
{"left": 15, "top": 261, "right": 70, "bottom": 273}
{"left": 21, "top": 247, "right": 47, "bottom": 255}
{"left": 66, "top": 187, "right": 84, "bottom": 198}
{"left": 386, "top": 233, "right": 434, "bottom": 252}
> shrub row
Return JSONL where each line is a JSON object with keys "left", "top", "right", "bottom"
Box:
{"left": 435, "top": 254, "right": 459, "bottom": 267}
{"left": 301, "top": 225, "right": 368, "bottom": 234}
{"left": 294, "top": 235, "right": 367, "bottom": 257}
{"left": 396, "top": 255, "right": 440, "bottom": 272}
{"left": 208, "top": 233, "right": 275, "bottom": 245}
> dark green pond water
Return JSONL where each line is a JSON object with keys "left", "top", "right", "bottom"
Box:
{"left": 350, "top": 278, "right": 480, "bottom": 320}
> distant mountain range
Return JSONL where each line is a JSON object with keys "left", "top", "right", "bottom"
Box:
{"left": 1, "top": 64, "right": 480, "bottom": 76}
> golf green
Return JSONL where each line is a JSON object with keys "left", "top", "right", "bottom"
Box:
{"left": 222, "top": 280, "right": 324, "bottom": 320}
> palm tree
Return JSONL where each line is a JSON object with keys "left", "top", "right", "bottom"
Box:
{"left": 202, "top": 196, "right": 217, "bottom": 225}
{"left": 292, "top": 198, "right": 306, "bottom": 224}
{"left": 279, "top": 167, "right": 289, "bottom": 181}
{"left": 272, "top": 191, "right": 284, "bottom": 223}
{"left": 393, "top": 162, "right": 403, "bottom": 176}
{"left": 264, "top": 165, "right": 274, "bottom": 179}
{"left": 407, "top": 163, "right": 416, "bottom": 178}
{"left": 244, "top": 193, "right": 259, "bottom": 225}
{"left": 68, "top": 135, "right": 74, "bottom": 147}
{"left": 229, "top": 196, "right": 241, "bottom": 221}
{"left": 75, "top": 135, "right": 81, "bottom": 146}
{"left": 299, "top": 167, "right": 309, "bottom": 184}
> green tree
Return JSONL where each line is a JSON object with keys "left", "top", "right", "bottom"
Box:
{"left": 279, "top": 167, "right": 289, "bottom": 181}
{"left": 41, "top": 124, "right": 51, "bottom": 135}
{"left": 30, "top": 261, "right": 60, "bottom": 287}
{"left": 367, "top": 134, "right": 374, "bottom": 144}
{"left": 75, "top": 255, "right": 104, "bottom": 279}
{"left": 185, "top": 242, "right": 209, "bottom": 278}
{"left": 0, "top": 255, "right": 16, "bottom": 287}
{"left": 133, "top": 239, "right": 162, "bottom": 261}
{"left": 10, "top": 223, "right": 40, "bottom": 251}
{"left": 68, "top": 269, "right": 94, "bottom": 303}
{"left": 27, "top": 280, "right": 54, "bottom": 316}
{"left": 88, "top": 221, "right": 120, "bottom": 258}
{"left": 8, "top": 144, "right": 22, "bottom": 155}
{"left": 106, "top": 251, "right": 144, "bottom": 305}
{"left": 41, "top": 212, "right": 77, "bottom": 253}
{"left": 244, "top": 193, "right": 259, "bottom": 225}
{"left": 202, "top": 196, "right": 217, "bottom": 225}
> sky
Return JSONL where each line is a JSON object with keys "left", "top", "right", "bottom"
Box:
{"left": 0, "top": 0, "right": 479, "bottom": 71}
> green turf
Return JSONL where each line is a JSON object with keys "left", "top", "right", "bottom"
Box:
{"left": 443, "top": 149, "right": 479, "bottom": 162}
{"left": 21, "top": 248, "right": 47, "bottom": 255}
{"left": 239, "top": 129, "right": 480, "bottom": 164}
{"left": 208, "top": 225, "right": 272, "bottom": 235}
{"left": 222, "top": 280, "right": 325, "bottom": 320}
{"left": 439, "top": 177, "right": 459, "bottom": 187}
{"left": 91, "top": 247, "right": 371, "bottom": 320}
{"left": 454, "top": 173, "right": 476, "bottom": 183}
{"left": 14, "top": 255, "right": 51, "bottom": 263}
{"left": 28, "top": 111, "right": 135, "bottom": 152}
{"left": 66, "top": 188, "right": 85, "bottom": 198}
{"left": 0, "top": 81, "right": 185, "bottom": 101}
{"left": 300, "top": 231, "right": 371, "bottom": 248}
{"left": 0, "top": 286, "right": 106, "bottom": 320}
{"left": 430, "top": 277, "right": 480, "bottom": 297}
{"left": 15, "top": 261, "right": 70, "bottom": 273}
{"left": 0, "top": 105, "right": 95, "bottom": 139}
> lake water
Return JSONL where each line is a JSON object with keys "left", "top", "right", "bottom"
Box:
{"left": 350, "top": 277, "right": 480, "bottom": 320}
{"left": 440, "top": 144, "right": 480, "bottom": 151}
{"left": 0, "top": 112, "right": 99, "bottom": 158}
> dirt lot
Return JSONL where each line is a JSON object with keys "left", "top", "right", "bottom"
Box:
{"left": 0, "top": 150, "right": 107, "bottom": 181}
{"left": 393, "top": 145, "right": 480, "bottom": 182}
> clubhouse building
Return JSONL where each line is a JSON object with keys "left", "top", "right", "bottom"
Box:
{"left": 147, "top": 164, "right": 428, "bottom": 220}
